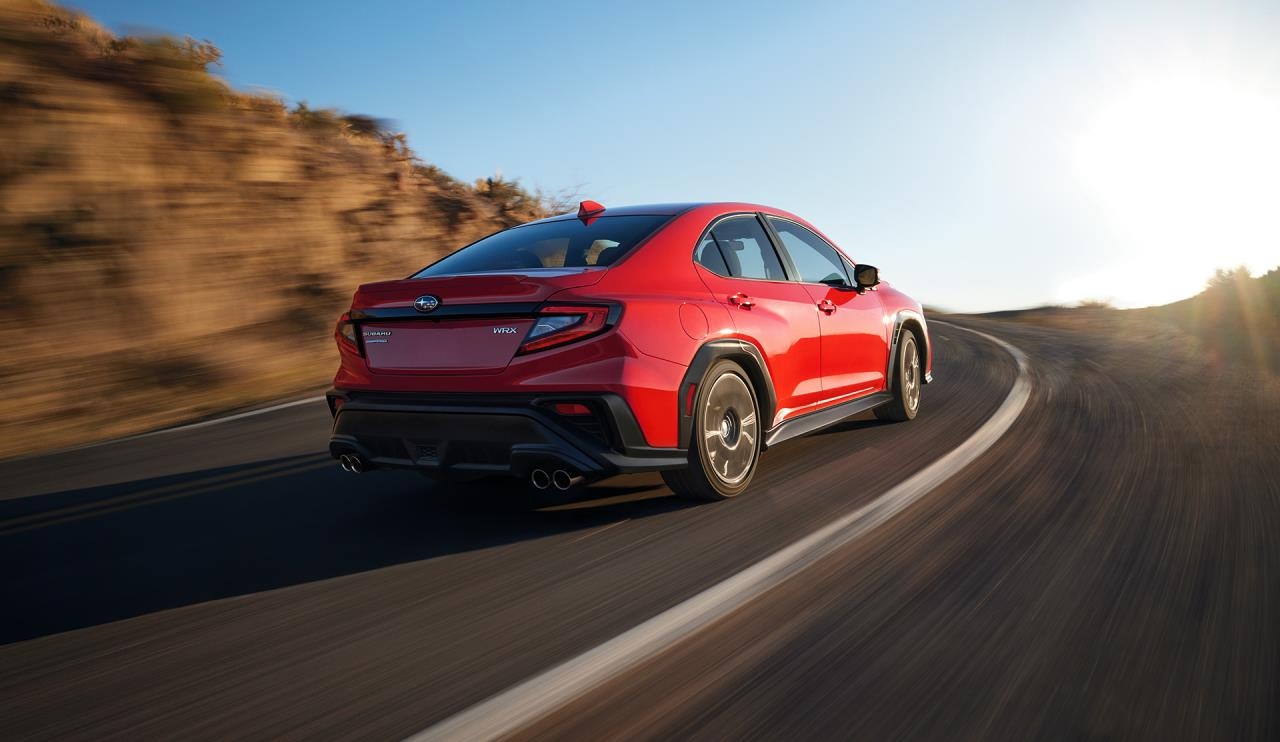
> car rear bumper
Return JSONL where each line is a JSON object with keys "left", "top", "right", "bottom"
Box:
{"left": 326, "top": 389, "right": 686, "bottom": 480}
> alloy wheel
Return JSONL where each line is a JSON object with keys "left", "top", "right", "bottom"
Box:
{"left": 701, "top": 372, "right": 759, "bottom": 485}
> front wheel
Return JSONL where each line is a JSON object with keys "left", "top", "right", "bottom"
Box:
{"left": 875, "top": 331, "right": 922, "bottom": 422}
{"left": 662, "top": 359, "right": 761, "bottom": 501}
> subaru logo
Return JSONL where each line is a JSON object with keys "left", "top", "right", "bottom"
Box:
{"left": 413, "top": 295, "right": 440, "bottom": 313}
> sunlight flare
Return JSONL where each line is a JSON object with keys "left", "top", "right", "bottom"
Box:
{"left": 1071, "top": 71, "right": 1280, "bottom": 307}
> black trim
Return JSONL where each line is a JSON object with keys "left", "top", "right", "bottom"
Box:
{"left": 757, "top": 214, "right": 801, "bottom": 282}
{"left": 326, "top": 389, "right": 686, "bottom": 480}
{"left": 351, "top": 302, "right": 542, "bottom": 321}
{"left": 678, "top": 339, "right": 778, "bottom": 450}
{"left": 764, "top": 392, "right": 893, "bottom": 448}
{"left": 886, "top": 310, "right": 932, "bottom": 390}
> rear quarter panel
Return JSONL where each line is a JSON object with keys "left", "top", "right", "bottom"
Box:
{"left": 587, "top": 211, "right": 735, "bottom": 366}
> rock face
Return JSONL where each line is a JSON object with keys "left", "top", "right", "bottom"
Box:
{"left": 0, "top": 0, "right": 551, "bottom": 456}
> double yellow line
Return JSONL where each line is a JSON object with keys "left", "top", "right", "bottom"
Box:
{"left": 0, "top": 454, "right": 333, "bottom": 536}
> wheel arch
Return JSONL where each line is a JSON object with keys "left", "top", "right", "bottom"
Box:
{"left": 887, "top": 309, "right": 932, "bottom": 391}
{"left": 677, "top": 339, "right": 777, "bottom": 450}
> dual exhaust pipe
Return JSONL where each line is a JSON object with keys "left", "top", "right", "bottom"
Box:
{"left": 530, "top": 467, "right": 583, "bottom": 492}
{"left": 338, "top": 453, "right": 366, "bottom": 473}
{"left": 340, "top": 454, "right": 580, "bottom": 491}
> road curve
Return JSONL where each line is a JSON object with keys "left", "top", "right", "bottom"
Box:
{"left": 413, "top": 325, "right": 1030, "bottom": 741}
{"left": 2, "top": 319, "right": 1277, "bottom": 741}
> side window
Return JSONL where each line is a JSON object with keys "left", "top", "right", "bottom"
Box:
{"left": 705, "top": 216, "right": 787, "bottom": 280}
{"left": 695, "top": 235, "right": 730, "bottom": 275}
{"left": 841, "top": 255, "right": 859, "bottom": 281}
{"left": 767, "top": 217, "right": 849, "bottom": 285}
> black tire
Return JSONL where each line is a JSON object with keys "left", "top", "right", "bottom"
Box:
{"left": 662, "top": 359, "right": 762, "bottom": 501}
{"left": 875, "top": 330, "right": 922, "bottom": 422}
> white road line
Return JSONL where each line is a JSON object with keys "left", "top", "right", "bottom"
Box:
{"left": 144, "top": 396, "right": 327, "bottom": 434}
{"left": 409, "top": 323, "right": 1031, "bottom": 741}
{"left": 4, "top": 396, "right": 327, "bottom": 462}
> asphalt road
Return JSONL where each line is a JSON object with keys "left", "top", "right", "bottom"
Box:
{"left": 2, "top": 319, "right": 1276, "bottom": 741}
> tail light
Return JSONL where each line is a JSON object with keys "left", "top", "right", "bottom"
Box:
{"left": 336, "top": 313, "right": 362, "bottom": 356}
{"left": 519, "top": 304, "right": 614, "bottom": 354}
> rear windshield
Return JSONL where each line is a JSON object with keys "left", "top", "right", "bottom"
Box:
{"left": 413, "top": 215, "right": 670, "bottom": 277}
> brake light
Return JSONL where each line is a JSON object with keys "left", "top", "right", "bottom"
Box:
{"left": 336, "top": 313, "right": 362, "bottom": 356}
{"left": 519, "top": 304, "right": 613, "bottom": 354}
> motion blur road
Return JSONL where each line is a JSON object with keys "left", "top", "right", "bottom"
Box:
{"left": 2, "top": 319, "right": 1276, "bottom": 741}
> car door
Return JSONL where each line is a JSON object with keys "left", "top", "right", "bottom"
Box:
{"left": 765, "top": 216, "right": 888, "bottom": 400}
{"left": 692, "top": 214, "right": 825, "bottom": 422}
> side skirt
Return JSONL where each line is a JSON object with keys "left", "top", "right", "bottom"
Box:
{"left": 763, "top": 392, "right": 893, "bottom": 449}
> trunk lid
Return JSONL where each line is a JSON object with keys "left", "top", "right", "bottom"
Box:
{"left": 351, "top": 269, "right": 603, "bottom": 374}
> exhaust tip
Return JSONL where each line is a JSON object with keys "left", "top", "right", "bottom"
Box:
{"left": 552, "top": 469, "right": 583, "bottom": 491}
{"left": 339, "top": 453, "right": 365, "bottom": 474}
{"left": 530, "top": 468, "right": 551, "bottom": 490}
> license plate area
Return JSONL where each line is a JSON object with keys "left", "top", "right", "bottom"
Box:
{"left": 361, "top": 318, "right": 536, "bottom": 373}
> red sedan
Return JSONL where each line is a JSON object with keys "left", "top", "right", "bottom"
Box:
{"left": 327, "top": 201, "right": 932, "bottom": 500}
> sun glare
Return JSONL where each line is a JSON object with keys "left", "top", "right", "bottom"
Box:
{"left": 1071, "top": 72, "right": 1280, "bottom": 307}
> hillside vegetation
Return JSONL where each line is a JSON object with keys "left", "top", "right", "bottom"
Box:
{"left": 0, "top": 0, "right": 560, "bottom": 457}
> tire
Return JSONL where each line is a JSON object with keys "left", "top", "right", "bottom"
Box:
{"left": 662, "top": 359, "right": 762, "bottom": 501}
{"left": 875, "top": 330, "right": 922, "bottom": 422}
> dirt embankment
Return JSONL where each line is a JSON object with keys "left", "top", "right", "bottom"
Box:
{"left": 0, "top": 0, "right": 555, "bottom": 458}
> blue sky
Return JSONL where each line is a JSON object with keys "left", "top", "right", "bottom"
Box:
{"left": 71, "top": 0, "right": 1280, "bottom": 311}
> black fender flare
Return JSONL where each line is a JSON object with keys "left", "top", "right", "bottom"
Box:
{"left": 677, "top": 339, "right": 778, "bottom": 450}
{"left": 886, "top": 309, "right": 932, "bottom": 391}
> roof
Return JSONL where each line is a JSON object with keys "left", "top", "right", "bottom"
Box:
{"left": 522, "top": 201, "right": 819, "bottom": 236}
{"left": 528, "top": 202, "right": 707, "bottom": 224}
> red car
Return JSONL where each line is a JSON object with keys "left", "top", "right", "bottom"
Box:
{"left": 328, "top": 201, "right": 931, "bottom": 500}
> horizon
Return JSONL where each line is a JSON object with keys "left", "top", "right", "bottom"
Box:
{"left": 66, "top": 0, "right": 1280, "bottom": 312}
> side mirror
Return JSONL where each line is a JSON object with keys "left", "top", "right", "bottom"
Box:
{"left": 853, "top": 264, "right": 880, "bottom": 291}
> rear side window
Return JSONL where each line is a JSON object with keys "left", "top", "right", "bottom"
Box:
{"left": 699, "top": 215, "right": 787, "bottom": 281}
{"left": 695, "top": 235, "right": 730, "bottom": 275}
{"left": 414, "top": 215, "right": 669, "bottom": 277}
{"left": 767, "top": 217, "right": 849, "bottom": 285}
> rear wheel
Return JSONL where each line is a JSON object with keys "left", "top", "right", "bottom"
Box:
{"left": 662, "top": 360, "right": 761, "bottom": 501}
{"left": 875, "top": 330, "right": 922, "bottom": 422}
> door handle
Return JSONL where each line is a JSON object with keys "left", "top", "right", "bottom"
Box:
{"left": 728, "top": 292, "right": 755, "bottom": 309}
{"left": 818, "top": 299, "right": 836, "bottom": 314}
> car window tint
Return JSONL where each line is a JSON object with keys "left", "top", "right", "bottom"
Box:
{"left": 413, "top": 215, "right": 669, "bottom": 276}
{"left": 709, "top": 216, "right": 787, "bottom": 281}
{"left": 526, "top": 238, "right": 569, "bottom": 267}
{"left": 841, "top": 255, "right": 859, "bottom": 280}
{"left": 767, "top": 217, "right": 849, "bottom": 285}
{"left": 695, "top": 235, "right": 730, "bottom": 275}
